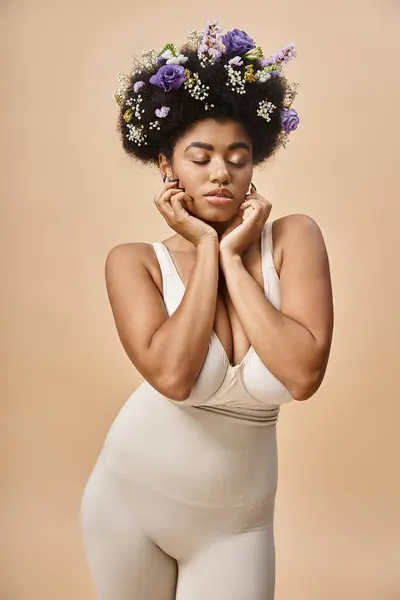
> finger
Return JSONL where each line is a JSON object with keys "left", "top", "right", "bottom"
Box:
{"left": 154, "top": 198, "right": 174, "bottom": 220}
{"left": 170, "top": 192, "right": 190, "bottom": 219}
{"left": 156, "top": 186, "right": 182, "bottom": 208}
{"left": 240, "top": 199, "right": 260, "bottom": 210}
{"left": 155, "top": 178, "right": 178, "bottom": 204}
{"left": 155, "top": 187, "right": 180, "bottom": 219}
{"left": 241, "top": 197, "right": 271, "bottom": 211}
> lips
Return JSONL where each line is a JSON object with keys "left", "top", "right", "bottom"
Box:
{"left": 205, "top": 188, "right": 233, "bottom": 198}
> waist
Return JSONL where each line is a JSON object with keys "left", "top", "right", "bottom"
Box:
{"left": 195, "top": 403, "right": 280, "bottom": 424}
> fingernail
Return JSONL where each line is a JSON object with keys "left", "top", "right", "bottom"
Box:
{"left": 168, "top": 178, "right": 179, "bottom": 182}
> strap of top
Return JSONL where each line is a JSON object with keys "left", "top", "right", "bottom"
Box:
{"left": 153, "top": 221, "right": 276, "bottom": 277}
{"left": 151, "top": 241, "right": 177, "bottom": 276}
{"left": 262, "top": 220, "right": 276, "bottom": 270}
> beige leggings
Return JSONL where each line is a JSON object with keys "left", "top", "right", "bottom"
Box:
{"left": 80, "top": 387, "right": 278, "bottom": 600}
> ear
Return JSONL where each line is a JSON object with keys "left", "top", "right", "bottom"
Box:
{"left": 158, "top": 153, "right": 173, "bottom": 180}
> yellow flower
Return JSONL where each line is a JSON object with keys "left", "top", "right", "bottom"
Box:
{"left": 243, "top": 46, "right": 264, "bottom": 61}
{"left": 244, "top": 65, "right": 257, "bottom": 83}
{"left": 123, "top": 108, "right": 133, "bottom": 123}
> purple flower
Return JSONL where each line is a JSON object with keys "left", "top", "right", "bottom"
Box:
{"left": 261, "top": 43, "right": 297, "bottom": 68}
{"left": 149, "top": 65, "right": 186, "bottom": 92}
{"left": 222, "top": 29, "right": 256, "bottom": 57}
{"left": 280, "top": 108, "right": 299, "bottom": 132}
{"left": 229, "top": 56, "right": 243, "bottom": 67}
{"left": 261, "top": 56, "right": 276, "bottom": 67}
{"left": 155, "top": 105, "right": 170, "bottom": 118}
{"left": 133, "top": 81, "right": 145, "bottom": 93}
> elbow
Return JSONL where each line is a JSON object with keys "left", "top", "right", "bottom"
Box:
{"left": 291, "top": 386, "right": 316, "bottom": 401}
{"left": 155, "top": 375, "right": 192, "bottom": 402}
{"left": 289, "top": 347, "right": 331, "bottom": 401}
{"left": 290, "top": 370, "right": 324, "bottom": 401}
{"left": 166, "top": 386, "right": 192, "bottom": 402}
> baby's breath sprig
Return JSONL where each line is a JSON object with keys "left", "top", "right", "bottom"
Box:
{"left": 126, "top": 124, "right": 148, "bottom": 146}
{"left": 224, "top": 64, "right": 246, "bottom": 95}
{"left": 184, "top": 69, "right": 213, "bottom": 110}
{"left": 149, "top": 120, "right": 161, "bottom": 131}
{"left": 184, "top": 29, "right": 204, "bottom": 52}
{"left": 257, "top": 99, "right": 276, "bottom": 122}
{"left": 283, "top": 81, "right": 299, "bottom": 108}
{"left": 131, "top": 48, "right": 159, "bottom": 75}
{"left": 114, "top": 72, "right": 130, "bottom": 106}
{"left": 125, "top": 94, "right": 145, "bottom": 121}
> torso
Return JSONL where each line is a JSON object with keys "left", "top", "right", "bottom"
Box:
{"left": 144, "top": 218, "right": 285, "bottom": 366}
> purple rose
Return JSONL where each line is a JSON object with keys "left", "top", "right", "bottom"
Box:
{"left": 280, "top": 108, "right": 300, "bottom": 132}
{"left": 149, "top": 65, "right": 186, "bottom": 92}
{"left": 222, "top": 29, "right": 256, "bottom": 57}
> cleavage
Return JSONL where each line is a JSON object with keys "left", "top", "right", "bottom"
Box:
{"left": 164, "top": 239, "right": 265, "bottom": 367}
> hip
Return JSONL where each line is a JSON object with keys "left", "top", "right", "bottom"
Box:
{"left": 99, "top": 383, "right": 278, "bottom": 503}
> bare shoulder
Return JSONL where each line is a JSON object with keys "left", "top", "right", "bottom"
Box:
{"left": 105, "top": 242, "right": 163, "bottom": 293}
{"left": 272, "top": 213, "right": 328, "bottom": 262}
{"left": 273, "top": 213, "right": 325, "bottom": 242}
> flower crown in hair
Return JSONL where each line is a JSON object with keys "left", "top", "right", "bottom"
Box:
{"left": 114, "top": 20, "right": 299, "bottom": 148}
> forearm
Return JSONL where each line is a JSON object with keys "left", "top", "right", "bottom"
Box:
{"left": 221, "top": 253, "right": 324, "bottom": 399}
{"left": 150, "top": 237, "right": 219, "bottom": 397}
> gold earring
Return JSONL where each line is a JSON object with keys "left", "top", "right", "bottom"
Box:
{"left": 247, "top": 182, "right": 257, "bottom": 194}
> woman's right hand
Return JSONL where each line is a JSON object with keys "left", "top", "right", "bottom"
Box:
{"left": 154, "top": 179, "right": 217, "bottom": 246}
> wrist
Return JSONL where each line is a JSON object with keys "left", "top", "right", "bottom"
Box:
{"left": 219, "top": 249, "right": 243, "bottom": 271}
{"left": 196, "top": 234, "right": 219, "bottom": 251}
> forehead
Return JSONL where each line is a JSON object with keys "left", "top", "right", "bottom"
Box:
{"left": 175, "top": 119, "right": 252, "bottom": 152}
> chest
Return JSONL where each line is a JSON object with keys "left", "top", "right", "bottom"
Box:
{"left": 165, "top": 240, "right": 267, "bottom": 366}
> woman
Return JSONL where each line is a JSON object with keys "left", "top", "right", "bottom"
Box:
{"left": 80, "top": 21, "right": 334, "bottom": 600}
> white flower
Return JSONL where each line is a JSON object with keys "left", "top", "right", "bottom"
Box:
{"left": 257, "top": 72, "right": 271, "bottom": 83}
{"left": 160, "top": 49, "right": 174, "bottom": 60}
{"left": 257, "top": 100, "right": 276, "bottom": 121}
{"left": 166, "top": 53, "right": 188, "bottom": 65}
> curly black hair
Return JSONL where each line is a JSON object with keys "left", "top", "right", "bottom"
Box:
{"left": 116, "top": 47, "right": 292, "bottom": 168}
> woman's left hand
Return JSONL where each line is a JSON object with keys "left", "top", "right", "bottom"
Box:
{"left": 219, "top": 187, "right": 272, "bottom": 258}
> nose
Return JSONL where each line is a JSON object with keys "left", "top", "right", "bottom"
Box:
{"left": 209, "top": 159, "right": 231, "bottom": 186}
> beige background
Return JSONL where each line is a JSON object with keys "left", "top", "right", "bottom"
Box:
{"left": 2, "top": 0, "right": 400, "bottom": 598}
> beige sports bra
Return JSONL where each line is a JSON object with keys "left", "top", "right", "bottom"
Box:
{"left": 152, "top": 220, "right": 294, "bottom": 423}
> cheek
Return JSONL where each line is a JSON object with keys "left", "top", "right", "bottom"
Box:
{"left": 176, "top": 166, "right": 204, "bottom": 193}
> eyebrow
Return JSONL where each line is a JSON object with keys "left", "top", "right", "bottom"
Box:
{"left": 184, "top": 141, "right": 251, "bottom": 153}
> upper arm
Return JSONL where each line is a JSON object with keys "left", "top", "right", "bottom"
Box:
{"left": 105, "top": 243, "right": 167, "bottom": 381}
{"left": 276, "top": 214, "right": 334, "bottom": 363}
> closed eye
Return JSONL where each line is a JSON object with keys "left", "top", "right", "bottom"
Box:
{"left": 191, "top": 160, "right": 246, "bottom": 167}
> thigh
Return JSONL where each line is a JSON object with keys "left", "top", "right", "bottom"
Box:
{"left": 175, "top": 526, "right": 275, "bottom": 600}
{"left": 80, "top": 455, "right": 178, "bottom": 600}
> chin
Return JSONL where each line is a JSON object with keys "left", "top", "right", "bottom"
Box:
{"left": 189, "top": 204, "right": 237, "bottom": 223}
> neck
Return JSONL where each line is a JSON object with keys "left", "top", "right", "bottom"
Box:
{"left": 168, "top": 216, "right": 236, "bottom": 253}
{"left": 205, "top": 217, "right": 235, "bottom": 237}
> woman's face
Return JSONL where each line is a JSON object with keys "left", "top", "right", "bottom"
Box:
{"left": 162, "top": 119, "right": 253, "bottom": 223}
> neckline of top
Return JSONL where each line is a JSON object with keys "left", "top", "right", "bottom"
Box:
{"left": 158, "top": 220, "right": 275, "bottom": 368}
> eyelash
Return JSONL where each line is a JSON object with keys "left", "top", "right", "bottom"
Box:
{"left": 192, "top": 160, "right": 245, "bottom": 167}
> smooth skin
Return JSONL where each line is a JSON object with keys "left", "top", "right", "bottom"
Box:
{"left": 105, "top": 119, "right": 334, "bottom": 401}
